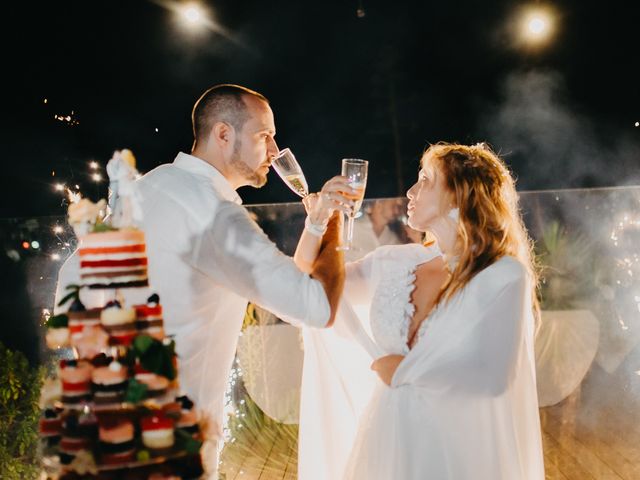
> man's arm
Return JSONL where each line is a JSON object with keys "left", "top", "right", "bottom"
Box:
{"left": 193, "top": 202, "right": 337, "bottom": 327}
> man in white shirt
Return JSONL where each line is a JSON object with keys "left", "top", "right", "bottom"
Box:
{"left": 136, "top": 84, "right": 342, "bottom": 476}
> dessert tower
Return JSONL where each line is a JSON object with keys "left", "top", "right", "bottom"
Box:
{"left": 40, "top": 150, "right": 204, "bottom": 480}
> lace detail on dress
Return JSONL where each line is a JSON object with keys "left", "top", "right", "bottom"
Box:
{"left": 369, "top": 265, "right": 418, "bottom": 355}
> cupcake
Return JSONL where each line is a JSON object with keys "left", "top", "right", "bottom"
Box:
{"left": 98, "top": 417, "right": 136, "bottom": 465}
{"left": 175, "top": 396, "right": 199, "bottom": 436}
{"left": 141, "top": 413, "right": 175, "bottom": 453}
{"left": 100, "top": 300, "right": 137, "bottom": 346}
{"left": 59, "top": 359, "right": 93, "bottom": 406}
{"left": 134, "top": 293, "right": 165, "bottom": 340}
{"left": 91, "top": 359, "right": 129, "bottom": 405}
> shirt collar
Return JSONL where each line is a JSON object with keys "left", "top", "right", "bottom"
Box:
{"left": 173, "top": 152, "right": 242, "bottom": 205}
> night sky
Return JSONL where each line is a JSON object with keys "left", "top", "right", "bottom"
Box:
{"left": 2, "top": 0, "right": 638, "bottom": 218}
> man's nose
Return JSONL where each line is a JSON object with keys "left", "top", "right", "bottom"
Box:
{"left": 267, "top": 138, "right": 279, "bottom": 159}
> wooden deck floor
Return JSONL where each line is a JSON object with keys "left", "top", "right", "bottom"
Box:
{"left": 220, "top": 362, "right": 640, "bottom": 480}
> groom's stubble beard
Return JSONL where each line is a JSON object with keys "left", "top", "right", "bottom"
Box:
{"left": 229, "top": 137, "right": 268, "bottom": 188}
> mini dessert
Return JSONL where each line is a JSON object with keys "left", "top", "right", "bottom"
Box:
{"left": 175, "top": 396, "right": 199, "bottom": 436}
{"left": 135, "top": 369, "right": 171, "bottom": 399}
{"left": 59, "top": 412, "right": 96, "bottom": 464}
{"left": 59, "top": 360, "right": 93, "bottom": 406}
{"left": 45, "top": 313, "right": 70, "bottom": 349}
{"left": 91, "top": 359, "right": 129, "bottom": 405}
{"left": 39, "top": 408, "right": 63, "bottom": 445}
{"left": 79, "top": 229, "right": 149, "bottom": 289}
{"left": 72, "top": 325, "right": 110, "bottom": 359}
{"left": 100, "top": 300, "right": 137, "bottom": 346}
{"left": 134, "top": 293, "right": 165, "bottom": 340}
{"left": 68, "top": 306, "right": 102, "bottom": 340}
{"left": 141, "top": 413, "right": 175, "bottom": 453}
{"left": 98, "top": 417, "right": 136, "bottom": 465}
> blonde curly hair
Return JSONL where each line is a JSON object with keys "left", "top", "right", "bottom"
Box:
{"left": 424, "top": 142, "right": 539, "bottom": 315}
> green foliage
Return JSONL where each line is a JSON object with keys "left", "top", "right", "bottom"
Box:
{"left": 56, "top": 283, "right": 82, "bottom": 308}
{"left": 126, "top": 334, "right": 177, "bottom": 380}
{"left": 0, "top": 342, "right": 45, "bottom": 480}
{"left": 124, "top": 377, "right": 148, "bottom": 403}
{"left": 175, "top": 428, "right": 203, "bottom": 455}
{"left": 536, "top": 221, "right": 597, "bottom": 310}
{"left": 45, "top": 313, "right": 68, "bottom": 328}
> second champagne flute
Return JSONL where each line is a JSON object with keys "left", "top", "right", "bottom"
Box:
{"left": 337, "top": 158, "right": 368, "bottom": 251}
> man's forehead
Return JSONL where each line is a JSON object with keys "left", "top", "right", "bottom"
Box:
{"left": 244, "top": 96, "right": 275, "bottom": 130}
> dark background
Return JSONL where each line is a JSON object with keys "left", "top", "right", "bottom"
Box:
{"left": 1, "top": 0, "right": 639, "bottom": 219}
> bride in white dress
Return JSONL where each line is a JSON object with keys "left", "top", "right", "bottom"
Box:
{"left": 293, "top": 142, "right": 545, "bottom": 479}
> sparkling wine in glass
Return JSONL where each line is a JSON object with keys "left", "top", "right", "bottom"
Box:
{"left": 337, "top": 158, "right": 368, "bottom": 251}
{"left": 272, "top": 148, "right": 309, "bottom": 198}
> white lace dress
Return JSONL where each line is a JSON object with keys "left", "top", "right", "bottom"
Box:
{"left": 298, "top": 243, "right": 545, "bottom": 480}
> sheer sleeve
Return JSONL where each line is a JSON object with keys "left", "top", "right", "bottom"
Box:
{"left": 191, "top": 202, "right": 331, "bottom": 328}
{"left": 392, "top": 260, "right": 530, "bottom": 396}
{"left": 343, "top": 251, "right": 377, "bottom": 305}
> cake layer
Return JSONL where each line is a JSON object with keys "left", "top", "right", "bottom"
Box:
{"left": 80, "top": 258, "right": 148, "bottom": 269}
{"left": 80, "top": 230, "right": 146, "bottom": 247}
{"left": 88, "top": 279, "right": 149, "bottom": 289}
{"left": 79, "top": 244, "right": 146, "bottom": 256}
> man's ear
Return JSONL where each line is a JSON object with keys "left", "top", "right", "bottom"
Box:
{"left": 211, "top": 121, "right": 235, "bottom": 150}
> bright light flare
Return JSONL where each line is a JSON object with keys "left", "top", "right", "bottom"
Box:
{"left": 89, "top": 161, "right": 99, "bottom": 169}
{"left": 52, "top": 225, "right": 64, "bottom": 234}
{"left": 182, "top": 4, "right": 204, "bottom": 24}
{"left": 520, "top": 7, "right": 555, "bottom": 44}
{"left": 92, "top": 173, "right": 102, "bottom": 182}
{"left": 54, "top": 183, "right": 65, "bottom": 192}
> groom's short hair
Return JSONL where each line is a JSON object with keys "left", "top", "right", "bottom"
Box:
{"left": 192, "top": 84, "right": 269, "bottom": 143}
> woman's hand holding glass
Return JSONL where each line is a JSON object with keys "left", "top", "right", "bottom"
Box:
{"left": 303, "top": 176, "right": 358, "bottom": 232}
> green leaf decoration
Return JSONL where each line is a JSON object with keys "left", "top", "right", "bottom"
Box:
{"left": 124, "top": 378, "right": 147, "bottom": 404}
{"left": 57, "top": 284, "right": 82, "bottom": 307}
{"left": 130, "top": 335, "right": 176, "bottom": 380}
{"left": 175, "top": 428, "right": 203, "bottom": 455}
{"left": 45, "top": 313, "right": 68, "bottom": 329}
{"left": 133, "top": 334, "right": 154, "bottom": 354}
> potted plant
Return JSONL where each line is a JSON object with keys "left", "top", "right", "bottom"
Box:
{"left": 534, "top": 221, "right": 600, "bottom": 407}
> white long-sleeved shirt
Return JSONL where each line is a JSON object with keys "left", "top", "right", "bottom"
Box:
{"left": 136, "top": 152, "right": 330, "bottom": 427}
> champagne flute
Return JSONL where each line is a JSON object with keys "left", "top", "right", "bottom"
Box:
{"left": 271, "top": 148, "right": 309, "bottom": 198}
{"left": 337, "top": 158, "right": 368, "bottom": 251}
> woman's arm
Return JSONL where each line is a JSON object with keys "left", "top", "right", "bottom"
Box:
{"left": 294, "top": 176, "right": 356, "bottom": 273}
